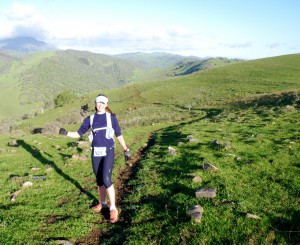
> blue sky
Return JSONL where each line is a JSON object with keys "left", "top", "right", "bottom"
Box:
{"left": 0, "top": 0, "right": 299, "bottom": 59}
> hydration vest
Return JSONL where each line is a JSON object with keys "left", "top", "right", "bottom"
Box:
{"left": 88, "top": 112, "right": 115, "bottom": 142}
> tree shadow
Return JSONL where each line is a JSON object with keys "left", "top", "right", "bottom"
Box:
{"left": 16, "top": 139, "right": 97, "bottom": 204}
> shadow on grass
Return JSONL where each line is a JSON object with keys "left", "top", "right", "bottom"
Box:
{"left": 270, "top": 209, "right": 300, "bottom": 244}
{"left": 80, "top": 108, "right": 224, "bottom": 244}
{"left": 16, "top": 139, "right": 97, "bottom": 204}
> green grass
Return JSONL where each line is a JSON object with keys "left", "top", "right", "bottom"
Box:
{"left": 0, "top": 53, "right": 299, "bottom": 244}
{"left": 0, "top": 123, "right": 161, "bottom": 244}
{"left": 114, "top": 105, "right": 299, "bottom": 244}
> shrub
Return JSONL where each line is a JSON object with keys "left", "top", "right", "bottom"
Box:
{"left": 54, "top": 91, "right": 78, "bottom": 107}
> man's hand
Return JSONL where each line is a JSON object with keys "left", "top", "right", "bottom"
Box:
{"left": 59, "top": 128, "right": 68, "bottom": 135}
{"left": 124, "top": 148, "right": 131, "bottom": 161}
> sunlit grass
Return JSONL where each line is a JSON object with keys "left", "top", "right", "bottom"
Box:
{"left": 0, "top": 53, "right": 299, "bottom": 244}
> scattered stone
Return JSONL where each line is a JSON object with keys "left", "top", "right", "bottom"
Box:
{"left": 32, "top": 176, "right": 47, "bottom": 181}
{"left": 195, "top": 188, "right": 216, "bottom": 198}
{"left": 22, "top": 181, "right": 33, "bottom": 189}
{"left": 192, "top": 176, "right": 203, "bottom": 183}
{"left": 246, "top": 213, "right": 262, "bottom": 220}
{"left": 7, "top": 140, "right": 19, "bottom": 147}
{"left": 168, "top": 146, "right": 176, "bottom": 156}
{"left": 11, "top": 176, "right": 25, "bottom": 184}
{"left": 56, "top": 240, "right": 74, "bottom": 245}
{"left": 234, "top": 157, "right": 242, "bottom": 162}
{"left": 188, "top": 138, "right": 198, "bottom": 143}
{"left": 177, "top": 142, "right": 183, "bottom": 146}
{"left": 285, "top": 105, "right": 295, "bottom": 111}
{"left": 46, "top": 167, "right": 53, "bottom": 172}
{"left": 11, "top": 181, "right": 33, "bottom": 201}
{"left": 187, "top": 205, "right": 204, "bottom": 223}
{"left": 202, "top": 162, "right": 218, "bottom": 171}
{"left": 187, "top": 135, "right": 197, "bottom": 143}
{"left": 31, "top": 167, "right": 41, "bottom": 171}
{"left": 225, "top": 154, "right": 236, "bottom": 157}
{"left": 11, "top": 190, "right": 21, "bottom": 202}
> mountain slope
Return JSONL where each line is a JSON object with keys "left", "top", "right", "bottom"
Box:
{"left": 167, "top": 57, "right": 242, "bottom": 76}
{"left": 0, "top": 49, "right": 242, "bottom": 120}
{"left": 0, "top": 49, "right": 140, "bottom": 120}
{"left": 114, "top": 52, "right": 187, "bottom": 69}
{"left": 13, "top": 53, "right": 300, "bottom": 134}
{"left": 18, "top": 50, "right": 137, "bottom": 104}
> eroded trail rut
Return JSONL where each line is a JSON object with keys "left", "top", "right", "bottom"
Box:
{"left": 76, "top": 133, "right": 155, "bottom": 244}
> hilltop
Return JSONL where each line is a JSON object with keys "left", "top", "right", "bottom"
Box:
{"left": 0, "top": 36, "right": 58, "bottom": 53}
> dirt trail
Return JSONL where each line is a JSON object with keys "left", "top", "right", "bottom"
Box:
{"left": 75, "top": 134, "right": 154, "bottom": 244}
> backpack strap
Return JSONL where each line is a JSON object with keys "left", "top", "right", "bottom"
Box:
{"left": 88, "top": 112, "right": 114, "bottom": 142}
{"left": 90, "top": 112, "right": 112, "bottom": 133}
{"left": 106, "top": 112, "right": 112, "bottom": 128}
{"left": 90, "top": 114, "right": 95, "bottom": 131}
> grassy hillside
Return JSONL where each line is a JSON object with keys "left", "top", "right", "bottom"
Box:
{"left": 167, "top": 57, "right": 242, "bottom": 76}
{"left": 0, "top": 50, "right": 139, "bottom": 120}
{"left": 0, "top": 53, "right": 299, "bottom": 244}
{"left": 18, "top": 50, "right": 137, "bottom": 104}
{"left": 0, "top": 51, "right": 240, "bottom": 121}
{"left": 116, "top": 101, "right": 299, "bottom": 244}
{"left": 7, "top": 53, "right": 300, "bottom": 135}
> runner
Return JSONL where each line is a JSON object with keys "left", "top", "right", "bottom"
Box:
{"left": 59, "top": 94, "right": 130, "bottom": 223}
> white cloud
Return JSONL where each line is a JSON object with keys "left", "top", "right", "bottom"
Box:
{"left": 0, "top": 2, "right": 243, "bottom": 57}
{"left": 221, "top": 41, "right": 252, "bottom": 49}
{"left": 48, "top": 22, "right": 197, "bottom": 54}
{"left": 1, "top": 2, "right": 48, "bottom": 39}
{"left": 3, "top": 2, "right": 37, "bottom": 20}
{"left": 2, "top": 2, "right": 296, "bottom": 59}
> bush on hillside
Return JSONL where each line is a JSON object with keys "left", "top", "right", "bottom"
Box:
{"left": 54, "top": 91, "right": 78, "bottom": 107}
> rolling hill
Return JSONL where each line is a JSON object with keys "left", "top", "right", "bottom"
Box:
{"left": 0, "top": 53, "right": 299, "bottom": 244}
{"left": 9, "top": 53, "right": 300, "bottom": 136}
{"left": 0, "top": 47, "right": 241, "bottom": 120}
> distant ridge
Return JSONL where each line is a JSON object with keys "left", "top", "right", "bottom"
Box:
{"left": 0, "top": 36, "right": 58, "bottom": 53}
{"left": 114, "top": 52, "right": 193, "bottom": 69}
